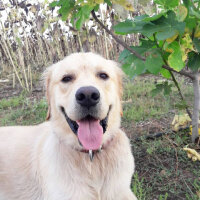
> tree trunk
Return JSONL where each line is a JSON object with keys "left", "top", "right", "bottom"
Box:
{"left": 192, "top": 72, "right": 200, "bottom": 143}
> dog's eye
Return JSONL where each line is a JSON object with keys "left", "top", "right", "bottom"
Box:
{"left": 61, "top": 75, "right": 74, "bottom": 83}
{"left": 98, "top": 73, "right": 109, "bottom": 80}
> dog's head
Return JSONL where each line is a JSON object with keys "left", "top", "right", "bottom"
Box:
{"left": 44, "top": 52, "right": 123, "bottom": 151}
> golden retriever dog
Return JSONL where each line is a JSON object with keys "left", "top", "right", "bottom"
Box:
{"left": 0, "top": 52, "right": 137, "bottom": 200}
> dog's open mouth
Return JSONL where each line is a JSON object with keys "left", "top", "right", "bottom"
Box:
{"left": 60, "top": 106, "right": 111, "bottom": 151}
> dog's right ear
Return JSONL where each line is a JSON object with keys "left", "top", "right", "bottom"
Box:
{"left": 42, "top": 67, "right": 52, "bottom": 121}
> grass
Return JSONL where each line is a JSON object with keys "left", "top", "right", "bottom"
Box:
{"left": 123, "top": 79, "right": 172, "bottom": 122}
{"left": 0, "top": 76, "right": 199, "bottom": 200}
{"left": 0, "top": 94, "right": 47, "bottom": 126}
{"left": 132, "top": 173, "right": 169, "bottom": 200}
{"left": 132, "top": 129, "right": 200, "bottom": 199}
{"left": 122, "top": 77, "right": 193, "bottom": 123}
{"left": 0, "top": 93, "right": 25, "bottom": 110}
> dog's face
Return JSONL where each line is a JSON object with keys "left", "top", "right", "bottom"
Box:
{"left": 45, "top": 53, "right": 123, "bottom": 151}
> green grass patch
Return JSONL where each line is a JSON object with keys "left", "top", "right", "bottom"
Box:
{"left": 0, "top": 93, "right": 26, "bottom": 110}
{"left": 0, "top": 96, "right": 47, "bottom": 126}
{"left": 132, "top": 173, "right": 147, "bottom": 200}
{"left": 123, "top": 79, "right": 171, "bottom": 122}
{"left": 122, "top": 77, "right": 193, "bottom": 123}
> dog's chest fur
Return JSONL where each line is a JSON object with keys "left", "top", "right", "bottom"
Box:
{"left": 37, "top": 132, "right": 134, "bottom": 200}
{"left": 0, "top": 126, "right": 134, "bottom": 200}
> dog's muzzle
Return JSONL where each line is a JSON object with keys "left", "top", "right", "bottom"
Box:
{"left": 60, "top": 86, "right": 112, "bottom": 161}
{"left": 60, "top": 106, "right": 111, "bottom": 135}
{"left": 60, "top": 105, "right": 111, "bottom": 154}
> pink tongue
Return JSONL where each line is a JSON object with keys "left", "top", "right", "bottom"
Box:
{"left": 77, "top": 119, "right": 103, "bottom": 150}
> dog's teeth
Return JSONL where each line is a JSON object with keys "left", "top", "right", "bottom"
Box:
{"left": 89, "top": 150, "right": 94, "bottom": 161}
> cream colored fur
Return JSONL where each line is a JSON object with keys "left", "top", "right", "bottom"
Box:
{"left": 0, "top": 52, "right": 137, "bottom": 200}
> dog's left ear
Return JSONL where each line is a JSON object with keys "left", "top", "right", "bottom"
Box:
{"left": 42, "top": 67, "right": 52, "bottom": 121}
{"left": 117, "top": 67, "right": 124, "bottom": 117}
{"left": 116, "top": 67, "right": 124, "bottom": 100}
{"left": 112, "top": 61, "right": 124, "bottom": 116}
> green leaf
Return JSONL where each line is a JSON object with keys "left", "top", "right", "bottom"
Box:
{"left": 176, "top": 5, "right": 188, "bottom": 22}
{"left": 181, "top": 33, "right": 193, "bottom": 50}
{"left": 123, "top": 53, "right": 135, "bottom": 64}
{"left": 122, "top": 62, "right": 135, "bottom": 77}
{"left": 163, "top": 82, "right": 172, "bottom": 96}
{"left": 119, "top": 41, "right": 156, "bottom": 63}
{"left": 151, "top": 84, "right": 164, "bottom": 97}
{"left": 183, "top": 0, "right": 190, "bottom": 9}
{"left": 190, "top": 7, "right": 200, "bottom": 19}
{"left": 74, "top": 5, "right": 93, "bottom": 30}
{"left": 151, "top": 81, "right": 172, "bottom": 97}
{"left": 114, "top": 19, "right": 148, "bottom": 35}
{"left": 160, "top": 68, "right": 171, "bottom": 79}
{"left": 114, "top": 11, "right": 185, "bottom": 39}
{"left": 145, "top": 50, "right": 164, "bottom": 74}
{"left": 193, "top": 38, "right": 200, "bottom": 53}
{"left": 154, "top": 0, "right": 165, "bottom": 6}
{"left": 138, "top": 11, "right": 184, "bottom": 40}
{"left": 122, "top": 57, "right": 146, "bottom": 77}
{"left": 167, "top": 41, "right": 185, "bottom": 72}
{"left": 156, "top": 29, "right": 177, "bottom": 41}
{"left": 165, "top": 0, "right": 179, "bottom": 9}
{"left": 133, "top": 59, "right": 146, "bottom": 75}
{"left": 134, "top": 15, "right": 149, "bottom": 21}
{"left": 121, "top": 54, "right": 146, "bottom": 77}
{"left": 155, "top": 11, "right": 185, "bottom": 40}
{"left": 120, "top": 54, "right": 146, "bottom": 77}
{"left": 114, "top": 15, "right": 152, "bottom": 35}
{"left": 58, "top": 0, "right": 75, "bottom": 21}
{"left": 94, "top": 4, "right": 100, "bottom": 11}
{"left": 104, "top": 0, "right": 112, "bottom": 6}
{"left": 119, "top": 48, "right": 148, "bottom": 77}
{"left": 188, "top": 52, "right": 200, "bottom": 72}
{"left": 119, "top": 42, "right": 161, "bottom": 77}
{"left": 49, "top": 1, "right": 59, "bottom": 7}
{"left": 140, "top": 22, "right": 165, "bottom": 38}
{"left": 114, "top": 20, "right": 136, "bottom": 35}
{"left": 162, "top": 51, "right": 170, "bottom": 61}
{"left": 142, "top": 12, "right": 166, "bottom": 22}
{"left": 119, "top": 49, "right": 131, "bottom": 62}
{"left": 130, "top": 44, "right": 154, "bottom": 55}
{"left": 185, "top": 17, "right": 197, "bottom": 33}
{"left": 154, "top": 0, "right": 179, "bottom": 9}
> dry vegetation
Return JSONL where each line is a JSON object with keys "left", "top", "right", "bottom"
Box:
{"left": 0, "top": 0, "right": 139, "bottom": 92}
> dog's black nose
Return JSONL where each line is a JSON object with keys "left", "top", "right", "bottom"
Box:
{"left": 75, "top": 86, "right": 100, "bottom": 108}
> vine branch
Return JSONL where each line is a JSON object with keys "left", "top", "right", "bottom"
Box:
{"left": 153, "top": 33, "right": 192, "bottom": 118}
{"left": 91, "top": 10, "right": 194, "bottom": 80}
{"left": 91, "top": 10, "right": 145, "bottom": 61}
{"left": 169, "top": 71, "right": 192, "bottom": 118}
